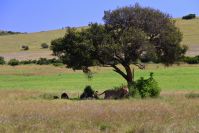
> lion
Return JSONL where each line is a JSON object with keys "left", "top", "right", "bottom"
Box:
{"left": 98, "top": 86, "right": 129, "bottom": 99}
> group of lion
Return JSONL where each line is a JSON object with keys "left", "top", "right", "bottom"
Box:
{"left": 55, "top": 86, "right": 129, "bottom": 100}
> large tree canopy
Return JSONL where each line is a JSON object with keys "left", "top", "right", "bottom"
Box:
{"left": 51, "top": 4, "right": 187, "bottom": 86}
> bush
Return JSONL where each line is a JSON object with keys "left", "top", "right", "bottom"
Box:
{"left": 21, "top": 45, "right": 29, "bottom": 50}
{"left": 128, "top": 83, "right": 140, "bottom": 98}
{"left": 41, "top": 43, "right": 49, "bottom": 49}
{"left": 0, "top": 56, "right": 5, "bottom": 65}
{"left": 53, "top": 63, "right": 64, "bottom": 67}
{"left": 183, "top": 56, "right": 199, "bottom": 64}
{"left": 182, "top": 14, "right": 196, "bottom": 20}
{"left": 9, "top": 58, "right": 63, "bottom": 66}
{"left": 36, "top": 58, "right": 50, "bottom": 65}
{"left": 80, "top": 85, "right": 96, "bottom": 99}
{"left": 8, "top": 59, "right": 20, "bottom": 66}
{"left": 20, "top": 60, "right": 35, "bottom": 65}
{"left": 48, "top": 58, "right": 62, "bottom": 64}
{"left": 129, "top": 72, "right": 161, "bottom": 98}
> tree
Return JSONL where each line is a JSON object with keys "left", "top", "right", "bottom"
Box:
{"left": 51, "top": 4, "right": 187, "bottom": 86}
{"left": 182, "top": 14, "right": 196, "bottom": 20}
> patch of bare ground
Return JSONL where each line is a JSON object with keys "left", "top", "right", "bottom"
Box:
{"left": 0, "top": 51, "right": 54, "bottom": 61}
{"left": 0, "top": 44, "right": 198, "bottom": 61}
{"left": 0, "top": 90, "right": 198, "bottom": 133}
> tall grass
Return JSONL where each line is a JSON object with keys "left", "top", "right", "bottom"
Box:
{"left": 0, "top": 90, "right": 198, "bottom": 133}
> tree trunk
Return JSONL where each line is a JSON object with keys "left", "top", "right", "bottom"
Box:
{"left": 124, "top": 65, "right": 134, "bottom": 86}
{"left": 112, "top": 64, "right": 135, "bottom": 87}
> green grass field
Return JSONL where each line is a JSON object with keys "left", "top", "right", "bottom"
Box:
{"left": 0, "top": 64, "right": 198, "bottom": 92}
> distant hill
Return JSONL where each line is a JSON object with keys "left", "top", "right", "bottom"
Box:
{"left": 0, "top": 18, "right": 198, "bottom": 60}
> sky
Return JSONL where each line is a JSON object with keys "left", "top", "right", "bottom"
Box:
{"left": 1, "top": 0, "right": 199, "bottom": 33}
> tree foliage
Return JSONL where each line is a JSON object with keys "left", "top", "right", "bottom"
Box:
{"left": 0, "top": 56, "right": 5, "bottom": 65}
{"left": 51, "top": 4, "right": 187, "bottom": 85}
{"left": 182, "top": 14, "right": 196, "bottom": 20}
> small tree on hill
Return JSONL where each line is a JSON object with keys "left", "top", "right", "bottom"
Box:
{"left": 51, "top": 4, "right": 187, "bottom": 86}
{"left": 182, "top": 14, "right": 196, "bottom": 20}
{"left": 41, "top": 43, "right": 49, "bottom": 49}
{"left": 0, "top": 56, "right": 5, "bottom": 65}
{"left": 21, "top": 45, "right": 29, "bottom": 50}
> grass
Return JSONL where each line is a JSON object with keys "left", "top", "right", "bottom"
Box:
{"left": 0, "top": 64, "right": 198, "bottom": 132}
{"left": 0, "top": 18, "right": 199, "bottom": 132}
{"left": 176, "top": 18, "right": 199, "bottom": 46}
{"left": 0, "top": 64, "right": 199, "bottom": 92}
{"left": 0, "top": 90, "right": 198, "bottom": 133}
{"left": 0, "top": 29, "right": 66, "bottom": 53}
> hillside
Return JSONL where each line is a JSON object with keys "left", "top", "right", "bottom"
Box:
{"left": 175, "top": 18, "right": 199, "bottom": 56}
{"left": 0, "top": 29, "right": 66, "bottom": 60}
{"left": 0, "top": 18, "right": 199, "bottom": 60}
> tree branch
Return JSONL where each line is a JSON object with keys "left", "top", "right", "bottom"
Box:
{"left": 111, "top": 65, "right": 128, "bottom": 80}
{"left": 134, "top": 63, "right": 145, "bottom": 69}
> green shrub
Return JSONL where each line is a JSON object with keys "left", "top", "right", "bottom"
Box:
{"left": 182, "top": 14, "right": 196, "bottom": 20}
{"left": 80, "top": 85, "right": 95, "bottom": 99}
{"left": 53, "top": 63, "right": 64, "bottom": 67}
{"left": 20, "top": 60, "right": 35, "bottom": 65}
{"left": 136, "top": 77, "right": 150, "bottom": 98}
{"left": 36, "top": 58, "right": 50, "bottom": 65}
{"left": 48, "top": 58, "right": 62, "bottom": 64}
{"left": 0, "top": 56, "right": 5, "bottom": 65}
{"left": 147, "top": 73, "right": 161, "bottom": 97}
{"left": 128, "top": 83, "right": 140, "bottom": 98}
{"left": 130, "top": 72, "right": 160, "bottom": 98}
{"left": 11, "top": 58, "right": 63, "bottom": 65}
{"left": 183, "top": 56, "right": 199, "bottom": 64}
{"left": 8, "top": 59, "right": 20, "bottom": 66}
{"left": 21, "top": 45, "right": 29, "bottom": 50}
{"left": 41, "top": 43, "right": 49, "bottom": 49}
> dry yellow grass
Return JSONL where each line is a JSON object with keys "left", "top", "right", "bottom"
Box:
{"left": 0, "top": 19, "right": 199, "bottom": 60}
{"left": 0, "top": 29, "right": 66, "bottom": 53}
{"left": 0, "top": 90, "right": 198, "bottom": 133}
{"left": 176, "top": 18, "right": 199, "bottom": 46}
{"left": 176, "top": 18, "right": 199, "bottom": 56}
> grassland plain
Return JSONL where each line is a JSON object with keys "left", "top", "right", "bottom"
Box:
{"left": 0, "top": 64, "right": 199, "bottom": 92}
{"left": 0, "top": 19, "right": 199, "bottom": 60}
{"left": 0, "top": 18, "right": 199, "bottom": 133}
{"left": 0, "top": 63, "right": 199, "bottom": 133}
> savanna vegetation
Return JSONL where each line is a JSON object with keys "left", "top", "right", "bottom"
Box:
{"left": 0, "top": 3, "right": 199, "bottom": 133}
{"left": 0, "top": 64, "right": 199, "bottom": 132}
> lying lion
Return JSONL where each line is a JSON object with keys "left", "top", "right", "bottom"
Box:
{"left": 98, "top": 86, "right": 129, "bottom": 99}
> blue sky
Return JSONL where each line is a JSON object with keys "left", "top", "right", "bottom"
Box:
{"left": 1, "top": 0, "right": 199, "bottom": 32}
